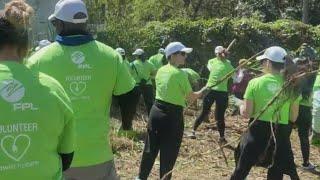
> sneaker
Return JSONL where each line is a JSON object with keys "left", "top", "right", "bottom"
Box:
{"left": 186, "top": 131, "right": 196, "bottom": 139}
{"left": 302, "top": 163, "right": 316, "bottom": 170}
{"left": 219, "top": 137, "right": 228, "bottom": 145}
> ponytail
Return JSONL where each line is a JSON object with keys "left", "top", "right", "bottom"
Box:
{"left": 0, "top": 0, "right": 33, "bottom": 58}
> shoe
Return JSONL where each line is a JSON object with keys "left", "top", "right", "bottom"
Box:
{"left": 218, "top": 137, "right": 228, "bottom": 145}
{"left": 186, "top": 131, "right": 196, "bottom": 139}
{"left": 302, "top": 163, "right": 316, "bottom": 170}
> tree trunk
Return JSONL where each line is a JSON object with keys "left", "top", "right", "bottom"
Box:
{"left": 302, "top": 0, "right": 309, "bottom": 24}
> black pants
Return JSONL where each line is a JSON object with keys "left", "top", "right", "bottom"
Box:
{"left": 232, "top": 121, "right": 299, "bottom": 180}
{"left": 118, "top": 86, "right": 140, "bottom": 130}
{"left": 193, "top": 90, "right": 228, "bottom": 137}
{"left": 135, "top": 84, "right": 154, "bottom": 115}
{"left": 138, "top": 100, "right": 184, "bottom": 180}
{"left": 295, "top": 105, "right": 312, "bottom": 165}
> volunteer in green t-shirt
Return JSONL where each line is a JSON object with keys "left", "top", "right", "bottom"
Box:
{"left": 148, "top": 48, "right": 166, "bottom": 70}
{"left": 27, "top": 0, "right": 136, "bottom": 179}
{"left": 137, "top": 42, "right": 207, "bottom": 180}
{"left": 0, "top": 1, "right": 75, "bottom": 179}
{"left": 131, "top": 48, "right": 156, "bottom": 115}
{"left": 116, "top": 47, "right": 131, "bottom": 71}
{"left": 192, "top": 46, "right": 234, "bottom": 142}
{"left": 292, "top": 57, "right": 316, "bottom": 170}
{"left": 115, "top": 47, "right": 141, "bottom": 131}
{"left": 231, "top": 46, "right": 300, "bottom": 180}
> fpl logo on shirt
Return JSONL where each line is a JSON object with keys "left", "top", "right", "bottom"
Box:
{"left": 267, "top": 83, "right": 280, "bottom": 93}
{"left": 0, "top": 79, "right": 25, "bottom": 103}
{"left": 0, "top": 79, "right": 38, "bottom": 111}
{"left": 71, "top": 51, "right": 92, "bottom": 69}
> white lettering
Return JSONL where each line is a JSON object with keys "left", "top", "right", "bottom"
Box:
{"left": 13, "top": 103, "right": 38, "bottom": 111}
{"left": 78, "top": 64, "right": 92, "bottom": 69}
{"left": 0, "top": 161, "right": 39, "bottom": 172}
{"left": 0, "top": 123, "right": 38, "bottom": 134}
{"left": 65, "top": 75, "right": 92, "bottom": 82}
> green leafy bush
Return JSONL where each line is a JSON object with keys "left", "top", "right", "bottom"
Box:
{"left": 97, "top": 18, "right": 320, "bottom": 71}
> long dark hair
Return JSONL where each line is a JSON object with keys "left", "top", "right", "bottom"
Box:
{"left": 0, "top": 0, "right": 33, "bottom": 59}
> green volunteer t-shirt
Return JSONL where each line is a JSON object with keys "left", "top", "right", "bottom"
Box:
{"left": 181, "top": 68, "right": 200, "bottom": 84}
{"left": 244, "top": 73, "right": 293, "bottom": 124}
{"left": 131, "top": 59, "right": 156, "bottom": 85}
{"left": 0, "top": 61, "right": 74, "bottom": 179}
{"left": 206, "top": 58, "right": 234, "bottom": 92}
{"left": 300, "top": 95, "right": 312, "bottom": 107}
{"left": 148, "top": 53, "right": 164, "bottom": 70}
{"left": 313, "top": 74, "right": 320, "bottom": 91}
{"left": 124, "top": 58, "right": 131, "bottom": 71}
{"left": 27, "top": 40, "right": 135, "bottom": 167}
{"left": 156, "top": 64, "right": 193, "bottom": 107}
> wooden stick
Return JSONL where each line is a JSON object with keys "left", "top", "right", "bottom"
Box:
{"left": 227, "top": 39, "right": 237, "bottom": 51}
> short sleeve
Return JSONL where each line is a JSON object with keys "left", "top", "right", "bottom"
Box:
{"left": 58, "top": 114, "right": 75, "bottom": 154}
{"left": 244, "top": 79, "right": 255, "bottom": 100}
{"left": 52, "top": 81, "right": 75, "bottom": 154}
{"left": 180, "top": 72, "right": 193, "bottom": 96}
{"left": 113, "top": 53, "right": 135, "bottom": 95}
{"left": 39, "top": 73, "right": 75, "bottom": 154}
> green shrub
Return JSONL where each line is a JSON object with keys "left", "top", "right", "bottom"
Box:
{"left": 97, "top": 18, "right": 320, "bottom": 72}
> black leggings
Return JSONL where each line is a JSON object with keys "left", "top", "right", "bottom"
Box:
{"left": 295, "top": 105, "right": 312, "bottom": 165}
{"left": 193, "top": 90, "right": 228, "bottom": 137}
{"left": 138, "top": 100, "right": 184, "bottom": 180}
{"left": 232, "top": 121, "right": 299, "bottom": 180}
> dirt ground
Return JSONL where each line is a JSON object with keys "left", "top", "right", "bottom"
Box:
{"left": 110, "top": 106, "right": 320, "bottom": 180}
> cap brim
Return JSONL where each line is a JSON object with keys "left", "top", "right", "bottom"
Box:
{"left": 256, "top": 55, "right": 268, "bottom": 61}
{"left": 48, "top": 14, "right": 56, "bottom": 22}
{"left": 181, "top": 48, "right": 193, "bottom": 54}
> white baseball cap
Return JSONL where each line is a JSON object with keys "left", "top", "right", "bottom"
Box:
{"left": 48, "top": 0, "right": 88, "bottom": 24}
{"left": 158, "top": 48, "right": 165, "bottom": 54}
{"left": 257, "top": 46, "right": 287, "bottom": 63}
{"left": 35, "top": 40, "right": 51, "bottom": 51}
{"left": 293, "top": 57, "right": 307, "bottom": 64}
{"left": 215, "top": 46, "right": 224, "bottom": 54}
{"left": 116, "top": 48, "right": 125, "bottom": 56}
{"left": 132, "top": 49, "right": 145, "bottom": 56}
{"left": 164, "top": 42, "right": 193, "bottom": 58}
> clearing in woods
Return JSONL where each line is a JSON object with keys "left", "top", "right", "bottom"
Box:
{"left": 110, "top": 104, "right": 320, "bottom": 180}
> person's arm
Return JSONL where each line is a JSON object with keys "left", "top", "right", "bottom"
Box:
{"left": 289, "top": 101, "right": 299, "bottom": 123}
{"left": 187, "top": 86, "right": 208, "bottom": 103}
{"left": 240, "top": 99, "right": 253, "bottom": 119}
{"left": 59, "top": 152, "right": 74, "bottom": 171}
{"left": 240, "top": 79, "right": 255, "bottom": 119}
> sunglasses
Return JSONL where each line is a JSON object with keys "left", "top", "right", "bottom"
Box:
{"left": 174, "top": 51, "right": 186, "bottom": 56}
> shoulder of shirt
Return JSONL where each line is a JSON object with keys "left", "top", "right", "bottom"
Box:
{"left": 28, "top": 42, "right": 61, "bottom": 62}
{"left": 248, "top": 75, "right": 264, "bottom": 84}
{"left": 38, "top": 72, "right": 67, "bottom": 95}
{"left": 208, "top": 58, "right": 217, "bottom": 62}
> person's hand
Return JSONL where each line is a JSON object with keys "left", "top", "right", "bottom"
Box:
{"left": 311, "top": 130, "right": 320, "bottom": 147}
